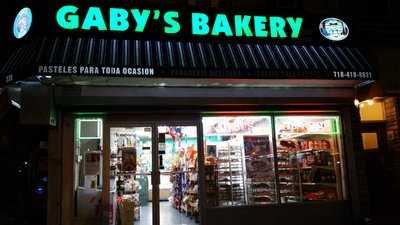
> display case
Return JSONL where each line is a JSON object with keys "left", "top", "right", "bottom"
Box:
{"left": 244, "top": 135, "right": 277, "bottom": 205}
{"left": 203, "top": 115, "right": 345, "bottom": 207}
{"left": 203, "top": 116, "right": 276, "bottom": 206}
{"left": 216, "top": 141, "right": 246, "bottom": 206}
{"left": 204, "top": 164, "right": 218, "bottom": 206}
{"left": 275, "top": 116, "right": 343, "bottom": 203}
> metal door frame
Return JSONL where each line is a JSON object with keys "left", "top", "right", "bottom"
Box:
{"left": 105, "top": 118, "right": 202, "bottom": 225}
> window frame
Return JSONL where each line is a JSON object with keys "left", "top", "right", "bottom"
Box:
{"left": 201, "top": 112, "right": 347, "bottom": 208}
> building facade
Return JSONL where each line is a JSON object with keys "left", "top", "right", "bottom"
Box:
{"left": 3, "top": 1, "right": 399, "bottom": 225}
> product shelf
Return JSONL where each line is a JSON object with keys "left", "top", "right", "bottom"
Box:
{"left": 277, "top": 132, "right": 337, "bottom": 140}
{"left": 275, "top": 117, "right": 343, "bottom": 203}
{"left": 302, "top": 182, "right": 336, "bottom": 187}
{"left": 296, "top": 149, "right": 332, "bottom": 153}
{"left": 300, "top": 166, "right": 334, "bottom": 170}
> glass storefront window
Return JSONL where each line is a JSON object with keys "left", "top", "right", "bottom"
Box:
{"left": 275, "top": 116, "right": 344, "bottom": 203}
{"left": 202, "top": 115, "right": 345, "bottom": 207}
{"left": 74, "top": 118, "right": 103, "bottom": 221}
{"left": 202, "top": 116, "right": 276, "bottom": 206}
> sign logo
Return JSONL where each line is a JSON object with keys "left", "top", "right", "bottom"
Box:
{"left": 13, "top": 7, "right": 33, "bottom": 39}
{"left": 319, "top": 18, "right": 349, "bottom": 41}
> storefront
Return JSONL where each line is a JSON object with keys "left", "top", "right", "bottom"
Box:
{"left": 1, "top": 1, "right": 375, "bottom": 225}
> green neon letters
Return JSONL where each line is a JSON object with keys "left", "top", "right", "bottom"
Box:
{"left": 211, "top": 14, "right": 233, "bottom": 36}
{"left": 164, "top": 11, "right": 180, "bottom": 34}
{"left": 56, "top": 5, "right": 79, "bottom": 29}
{"left": 131, "top": 9, "right": 150, "bottom": 32}
{"left": 192, "top": 13, "right": 209, "bottom": 35}
{"left": 234, "top": 15, "right": 253, "bottom": 37}
{"left": 286, "top": 17, "right": 303, "bottom": 38}
{"left": 81, "top": 7, "right": 107, "bottom": 31}
{"left": 110, "top": 8, "right": 129, "bottom": 31}
{"left": 55, "top": 5, "right": 304, "bottom": 39}
{"left": 192, "top": 13, "right": 303, "bottom": 38}
{"left": 56, "top": 5, "right": 174, "bottom": 33}
{"left": 269, "top": 16, "right": 287, "bottom": 38}
{"left": 254, "top": 16, "right": 268, "bottom": 37}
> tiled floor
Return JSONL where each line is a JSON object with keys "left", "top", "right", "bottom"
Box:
{"left": 137, "top": 202, "right": 197, "bottom": 225}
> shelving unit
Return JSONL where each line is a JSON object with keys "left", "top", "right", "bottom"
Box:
{"left": 277, "top": 151, "right": 301, "bottom": 203}
{"left": 246, "top": 179, "right": 276, "bottom": 204}
{"left": 216, "top": 142, "right": 246, "bottom": 206}
{"left": 204, "top": 164, "right": 218, "bottom": 206}
{"left": 109, "top": 127, "right": 153, "bottom": 225}
{"left": 167, "top": 138, "right": 199, "bottom": 222}
{"left": 202, "top": 116, "right": 344, "bottom": 206}
{"left": 181, "top": 165, "right": 199, "bottom": 219}
{"left": 246, "top": 144, "right": 276, "bottom": 205}
{"left": 114, "top": 147, "right": 141, "bottom": 221}
{"left": 275, "top": 117, "right": 342, "bottom": 203}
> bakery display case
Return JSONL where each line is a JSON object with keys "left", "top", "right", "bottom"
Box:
{"left": 202, "top": 116, "right": 276, "bottom": 206}
{"left": 275, "top": 116, "right": 343, "bottom": 203}
{"left": 215, "top": 141, "right": 246, "bottom": 206}
{"left": 204, "top": 164, "right": 218, "bottom": 206}
{"left": 202, "top": 115, "right": 344, "bottom": 207}
{"left": 244, "top": 135, "right": 277, "bottom": 205}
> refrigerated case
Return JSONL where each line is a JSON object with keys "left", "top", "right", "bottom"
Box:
{"left": 202, "top": 115, "right": 345, "bottom": 207}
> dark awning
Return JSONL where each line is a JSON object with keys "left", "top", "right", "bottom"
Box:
{"left": 1, "top": 36, "right": 374, "bottom": 84}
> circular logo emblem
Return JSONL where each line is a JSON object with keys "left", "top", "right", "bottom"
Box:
{"left": 13, "top": 7, "right": 33, "bottom": 39}
{"left": 319, "top": 18, "right": 349, "bottom": 41}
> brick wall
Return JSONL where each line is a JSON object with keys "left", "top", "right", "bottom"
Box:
{"left": 385, "top": 97, "right": 400, "bottom": 151}
{"left": 384, "top": 97, "right": 400, "bottom": 192}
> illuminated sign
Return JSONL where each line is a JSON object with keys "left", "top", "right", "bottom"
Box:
{"left": 13, "top": 7, "right": 33, "bottom": 39}
{"left": 38, "top": 65, "right": 155, "bottom": 76}
{"left": 319, "top": 18, "right": 349, "bottom": 41}
{"left": 55, "top": 5, "right": 303, "bottom": 39}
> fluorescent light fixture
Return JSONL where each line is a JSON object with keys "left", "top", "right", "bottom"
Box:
{"left": 354, "top": 99, "right": 360, "bottom": 107}
{"left": 11, "top": 100, "right": 21, "bottom": 109}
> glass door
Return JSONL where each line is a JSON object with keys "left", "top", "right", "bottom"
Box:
{"left": 157, "top": 125, "right": 199, "bottom": 225}
{"left": 108, "top": 123, "right": 200, "bottom": 225}
{"left": 109, "top": 126, "right": 154, "bottom": 225}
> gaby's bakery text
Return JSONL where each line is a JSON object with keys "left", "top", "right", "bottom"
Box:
{"left": 56, "top": 5, "right": 303, "bottom": 39}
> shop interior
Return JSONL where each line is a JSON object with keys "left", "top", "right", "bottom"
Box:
{"left": 109, "top": 126, "right": 199, "bottom": 225}
{"left": 73, "top": 114, "right": 345, "bottom": 225}
{"left": 202, "top": 115, "right": 344, "bottom": 206}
